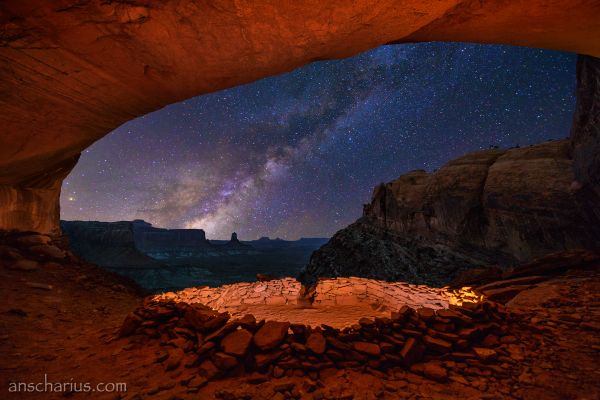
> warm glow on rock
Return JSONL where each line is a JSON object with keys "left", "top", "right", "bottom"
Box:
{"left": 154, "top": 277, "right": 485, "bottom": 328}
{"left": 445, "top": 286, "right": 485, "bottom": 306}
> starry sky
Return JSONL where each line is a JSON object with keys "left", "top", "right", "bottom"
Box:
{"left": 60, "top": 43, "right": 576, "bottom": 240}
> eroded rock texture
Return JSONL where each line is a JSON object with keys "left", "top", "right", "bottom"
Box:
{"left": 571, "top": 55, "right": 600, "bottom": 221}
{"left": 1, "top": 1, "right": 600, "bottom": 233}
{"left": 303, "top": 140, "right": 600, "bottom": 285}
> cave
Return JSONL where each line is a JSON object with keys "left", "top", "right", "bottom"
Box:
{"left": 1, "top": 1, "right": 599, "bottom": 399}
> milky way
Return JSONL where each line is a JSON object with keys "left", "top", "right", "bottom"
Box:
{"left": 60, "top": 43, "right": 576, "bottom": 240}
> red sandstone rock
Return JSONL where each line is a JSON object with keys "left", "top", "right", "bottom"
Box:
{"left": 400, "top": 338, "right": 423, "bottom": 367}
{"left": 306, "top": 332, "right": 327, "bottom": 355}
{"left": 358, "top": 317, "right": 375, "bottom": 327}
{"left": 198, "top": 359, "right": 220, "bottom": 379}
{"left": 253, "top": 321, "right": 290, "bottom": 351}
{"left": 417, "top": 308, "right": 436, "bottom": 321}
{"left": 10, "top": 259, "right": 39, "bottom": 271}
{"left": 165, "top": 348, "right": 184, "bottom": 371}
{"left": 29, "top": 244, "right": 65, "bottom": 259}
{"left": 221, "top": 329, "right": 253, "bottom": 357}
{"left": 236, "top": 314, "right": 257, "bottom": 330}
{"left": 353, "top": 341, "right": 381, "bottom": 356}
{"left": 212, "top": 352, "right": 238, "bottom": 370}
{"left": 16, "top": 235, "right": 50, "bottom": 246}
{"left": 472, "top": 347, "right": 498, "bottom": 362}
{"left": 422, "top": 361, "right": 448, "bottom": 382}
{"left": 255, "top": 350, "right": 284, "bottom": 368}
{"left": 423, "top": 335, "right": 452, "bottom": 353}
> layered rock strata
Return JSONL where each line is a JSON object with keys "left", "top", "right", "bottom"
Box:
{"left": 302, "top": 140, "right": 600, "bottom": 285}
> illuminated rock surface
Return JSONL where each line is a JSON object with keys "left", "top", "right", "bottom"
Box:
{"left": 1, "top": 231, "right": 599, "bottom": 399}
{"left": 1, "top": 1, "right": 600, "bottom": 233}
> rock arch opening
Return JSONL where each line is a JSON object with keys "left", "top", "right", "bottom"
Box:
{"left": 56, "top": 42, "right": 582, "bottom": 295}
{"left": 1, "top": 2, "right": 600, "bottom": 398}
{"left": 1, "top": 1, "right": 599, "bottom": 235}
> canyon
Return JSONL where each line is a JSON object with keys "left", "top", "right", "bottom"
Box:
{"left": 61, "top": 219, "right": 327, "bottom": 291}
{"left": 1, "top": 1, "right": 600, "bottom": 399}
{"left": 302, "top": 137, "right": 600, "bottom": 285}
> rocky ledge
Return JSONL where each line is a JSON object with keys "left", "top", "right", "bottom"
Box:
{"left": 302, "top": 140, "right": 600, "bottom": 286}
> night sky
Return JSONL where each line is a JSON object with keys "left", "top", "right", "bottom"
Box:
{"left": 60, "top": 43, "right": 576, "bottom": 240}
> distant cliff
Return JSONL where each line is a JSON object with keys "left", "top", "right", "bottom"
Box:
{"left": 61, "top": 220, "right": 257, "bottom": 263}
{"left": 132, "top": 220, "right": 224, "bottom": 259}
{"left": 61, "top": 220, "right": 164, "bottom": 268}
{"left": 301, "top": 139, "right": 600, "bottom": 286}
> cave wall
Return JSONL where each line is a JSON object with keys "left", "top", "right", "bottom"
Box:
{"left": 0, "top": 156, "right": 78, "bottom": 234}
{"left": 0, "top": 0, "right": 599, "bottom": 233}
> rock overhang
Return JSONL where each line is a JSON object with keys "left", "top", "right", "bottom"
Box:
{"left": 1, "top": 0, "right": 600, "bottom": 233}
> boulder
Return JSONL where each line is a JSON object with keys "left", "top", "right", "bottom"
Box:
{"left": 400, "top": 338, "right": 423, "bottom": 367}
{"left": 29, "top": 244, "right": 65, "bottom": 260}
{"left": 306, "top": 332, "right": 327, "bottom": 355}
{"left": 221, "top": 329, "right": 253, "bottom": 357}
{"left": 352, "top": 342, "right": 381, "bottom": 356}
{"left": 212, "top": 352, "right": 238, "bottom": 370}
{"left": 16, "top": 235, "right": 51, "bottom": 246}
{"left": 253, "top": 322, "right": 290, "bottom": 351}
{"left": 10, "top": 259, "right": 39, "bottom": 271}
{"left": 423, "top": 335, "right": 452, "bottom": 353}
{"left": 420, "top": 361, "right": 448, "bottom": 382}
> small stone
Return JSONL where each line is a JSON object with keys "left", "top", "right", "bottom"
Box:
{"left": 198, "top": 341, "right": 215, "bottom": 355}
{"left": 481, "top": 334, "right": 499, "bottom": 347}
{"left": 29, "top": 244, "right": 65, "bottom": 259}
{"left": 11, "top": 259, "right": 40, "bottom": 271}
{"left": 274, "top": 383, "right": 295, "bottom": 393}
{"left": 166, "top": 348, "right": 184, "bottom": 371}
{"left": 423, "top": 335, "right": 452, "bottom": 353}
{"left": 212, "top": 352, "right": 238, "bottom": 370}
{"left": 16, "top": 235, "right": 50, "bottom": 246}
{"left": 119, "top": 313, "right": 141, "bottom": 337}
{"left": 253, "top": 321, "right": 290, "bottom": 350}
{"left": 272, "top": 393, "right": 285, "bottom": 400}
{"left": 236, "top": 314, "right": 257, "bottom": 330}
{"left": 400, "top": 338, "right": 423, "bottom": 367}
{"left": 221, "top": 329, "right": 253, "bottom": 356}
{"left": 198, "top": 359, "right": 220, "bottom": 379}
{"left": 352, "top": 341, "right": 380, "bottom": 356}
{"left": 472, "top": 347, "right": 497, "bottom": 362}
{"left": 246, "top": 373, "right": 269, "bottom": 384}
{"left": 306, "top": 332, "right": 327, "bottom": 355}
{"left": 421, "top": 361, "right": 448, "bottom": 382}
{"left": 0, "top": 246, "right": 22, "bottom": 261}
{"left": 273, "top": 366, "right": 285, "bottom": 378}
{"left": 25, "top": 282, "right": 52, "bottom": 290}
{"left": 358, "top": 317, "right": 375, "bottom": 327}
{"left": 155, "top": 351, "right": 169, "bottom": 363}
{"left": 499, "top": 335, "right": 517, "bottom": 344}
{"left": 417, "top": 308, "right": 436, "bottom": 321}
{"left": 186, "top": 376, "right": 207, "bottom": 389}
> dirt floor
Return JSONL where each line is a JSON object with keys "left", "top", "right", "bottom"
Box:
{"left": 0, "top": 240, "right": 599, "bottom": 399}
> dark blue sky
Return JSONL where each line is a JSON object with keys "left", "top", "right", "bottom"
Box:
{"left": 61, "top": 43, "right": 576, "bottom": 239}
